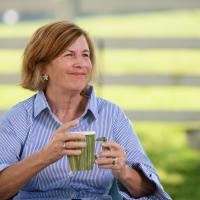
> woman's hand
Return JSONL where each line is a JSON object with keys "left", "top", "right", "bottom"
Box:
{"left": 95, "top": 141, "right": 127, "bottom": 179}
{"left": 95, "top": 141, "right": 156, "bottom": 198}
{"left": 39, "top": 119, "right": 86, "bottom": 165}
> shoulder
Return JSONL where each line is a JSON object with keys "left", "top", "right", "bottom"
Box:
{"left": 96, "top": 97, "right": 134, "bottom": 141}
{"left": 96, "top": 97, "right": 126, "bottom": 120}
{"left": 0, "top": 94, "right": 36, "bottom": 129}
{"left": 0, "top": 94, "right": 36, "bottom": 143}
{"left": 97, "top": 97, "right": 120, "bottom": 112}
{"left": 96, "top": 96, "right": 132, "bottom": 124}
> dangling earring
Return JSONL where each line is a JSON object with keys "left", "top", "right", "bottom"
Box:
{"left": 42, "top": 74, "right": 49, "bottom": 81}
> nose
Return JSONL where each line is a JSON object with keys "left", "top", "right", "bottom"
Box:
{"left": 73, "top": 56, "right": 85, "bottom": 68}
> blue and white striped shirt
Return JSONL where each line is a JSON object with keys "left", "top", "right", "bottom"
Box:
{"left": 0, "top": 86, "right": 171, "bottom": 200}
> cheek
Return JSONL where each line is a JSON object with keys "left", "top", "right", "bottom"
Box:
{"left": 87, "top": 62, "right": 93, "bottom": 72}
{"left": 89, "top": 66, "right": 93, "bottom": 73}
{"left": 88, "top": 67, "right": 93, "bottom": 78}
{"left": 88, "top": 67, "right": 94, "bottom": 81}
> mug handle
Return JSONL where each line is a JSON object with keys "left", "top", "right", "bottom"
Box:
{"left": 96, "top": 137, "right": 110, "bottom": 151}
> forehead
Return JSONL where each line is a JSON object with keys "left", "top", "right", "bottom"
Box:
{"left": 67, "top": 35, "right": 89, "bottom": 50}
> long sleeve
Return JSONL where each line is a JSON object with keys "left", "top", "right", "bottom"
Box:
{"left": 112, "top": 107, "right": 172, "bottom": 200}
{"left": 0, "top": 104, "right": 30, "bottom": 172}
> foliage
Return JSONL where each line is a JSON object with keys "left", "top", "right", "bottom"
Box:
{"left": 135, "top": 122, "right": 200, "bottom": 200}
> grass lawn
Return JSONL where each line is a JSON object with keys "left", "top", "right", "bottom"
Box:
{"left": 135, "top": 121, "right": 200, "bottom": 200}
{"left": 1, "top": 49, "right": 200, "bottom": 76}
{"left": 1, "top": 85, "right": 200, "bottom": 111}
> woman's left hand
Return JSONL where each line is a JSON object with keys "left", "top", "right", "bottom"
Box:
{"left": 95, "top": 141, "right": 127, "bottom": 179}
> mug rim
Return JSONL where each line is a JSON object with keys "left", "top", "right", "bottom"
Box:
{"left": 74, "top": 131, "right": 96, "bottom": 135}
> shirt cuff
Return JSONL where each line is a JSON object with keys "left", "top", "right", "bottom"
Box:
{"left": 117, "top": 163, "right": 172, "bottom": 200}
{"left": 0, "top": 163, "right": 11, "bottom": 172}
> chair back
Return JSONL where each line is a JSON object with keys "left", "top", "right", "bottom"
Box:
{"left": 109, "top": 179, "right": 123, "bottom": 200}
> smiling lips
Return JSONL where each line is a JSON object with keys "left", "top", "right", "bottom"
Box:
{"left": 69, "top": 72, "right": 86, "bottom": 76}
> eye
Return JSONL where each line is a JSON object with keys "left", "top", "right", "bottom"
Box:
{"left": 83, "top": 53, "right": 90, "bottom": 57}
{"left": 64, "top": 53, "right": 72, "bottom": 57}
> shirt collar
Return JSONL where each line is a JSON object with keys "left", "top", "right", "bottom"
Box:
{"left": 33, "top": 90, "right": 50, "bottom": 117}
{"left": 86, "top": 85, "right": 98, "bottom": 119}
{"left": 33, "top": 86, "right": 98, "bottom": 119}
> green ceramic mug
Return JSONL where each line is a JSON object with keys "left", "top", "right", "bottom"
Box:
{"left": 68, "top": 131, "right": 107, "bottom": 171}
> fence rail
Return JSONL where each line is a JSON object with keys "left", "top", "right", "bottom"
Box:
{"left": 1, "top": 109, "right": 200, "bottom": 121}
{"left": 125, "top": 110, "right": 200, "bottom": 121}
{"left": 1, "top": 38, "right": 200, "bottom": 49}
{"left": 1, "top": 73, "right": 200, "bottom": 86}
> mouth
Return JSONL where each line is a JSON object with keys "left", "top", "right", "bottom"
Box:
{"left": 69, "top": 72, "right": 86, "bottom": 76}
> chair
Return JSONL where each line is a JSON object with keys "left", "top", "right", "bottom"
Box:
{"left": 109, "top": 178, "right": 123, "bottom": 200}
{"left": 11, "top": 179, "right": 123, "bottom": 200}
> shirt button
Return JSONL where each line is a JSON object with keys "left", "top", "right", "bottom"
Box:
{"left": 68, "top": 171, "right": 74, "bottom": 177}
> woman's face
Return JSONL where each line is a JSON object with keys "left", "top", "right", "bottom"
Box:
{"left": 45, "top": 35, "right": 92, "bottom": 93}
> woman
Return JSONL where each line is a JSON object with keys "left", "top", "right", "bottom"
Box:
{"left": 0, "top": 21, "right": 171, "bottom": 200}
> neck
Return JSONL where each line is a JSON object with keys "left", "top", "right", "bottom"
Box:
{"left": 45, "top": 88, "right": 88, "bottom": 123}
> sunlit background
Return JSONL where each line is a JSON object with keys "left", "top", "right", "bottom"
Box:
{"left": 0, "top": 0, "right": 200, "bottom": 199}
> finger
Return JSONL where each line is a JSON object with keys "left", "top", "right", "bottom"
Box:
{"left": 64, "top": 141, "right": 86, "bottom": 149}
{"left": 57, "top": 119, "right": 79, "bottom": 133}
{"left": 101, "top": 141, "right": 121, "bottom": 150}
{"left": 62, "top": 133, "right": 86, "bottom": 142}
{"left": 95, "top": 157, "right": 114, "bottom": 166}
{"left": 96, "top": 159, "right": 121, "bottom": 170}
{"left": 97, "top": 164, "right": 120, "bottom": 170}
{"left": 96, "top": 150, "right": 119, "bottom": 158}
{"left": 63, "top": 149, "right": 82, "bottom": 156}
{"left": 96, "top": 157, "right": 122, "bottom": 170}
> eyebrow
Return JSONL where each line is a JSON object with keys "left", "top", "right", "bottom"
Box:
{"left": 66, "top": 50, "right": 90, "bottom": 53}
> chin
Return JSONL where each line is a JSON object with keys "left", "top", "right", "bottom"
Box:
{"left": 66, "top": 84, "right": 86, "bottom": 92}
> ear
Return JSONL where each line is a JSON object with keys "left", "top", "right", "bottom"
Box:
{"left": 41, "top": 64, "right": 50, "bottom": 77}
{"left": 42, "top": 64, "right": 48, "bottom": 74}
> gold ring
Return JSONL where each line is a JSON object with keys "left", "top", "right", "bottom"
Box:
{"left": 112, "top": 157, "right": 119, "bottom": 166}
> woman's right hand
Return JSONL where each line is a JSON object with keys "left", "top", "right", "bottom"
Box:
{"left": 0, "top": 119, "right": 86, "bottom": 199}
{"left": 40, "top": 119, "right": 86, "bottom": 165}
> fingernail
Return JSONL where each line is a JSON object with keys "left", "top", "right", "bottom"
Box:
{"left": 96, "top": 154, "right": 99, "bottom": 158}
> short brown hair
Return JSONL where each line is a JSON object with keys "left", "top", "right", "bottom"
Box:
{"left": 21, "top": 21, "right": 95, "bottom": 91}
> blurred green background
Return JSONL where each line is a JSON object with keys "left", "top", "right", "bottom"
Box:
{"left": 0, "top": 0, "right": 200, "bottom": 199}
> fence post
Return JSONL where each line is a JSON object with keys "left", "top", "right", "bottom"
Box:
{"left": 95, "top": 38, "right": 105, "bottom": 97}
